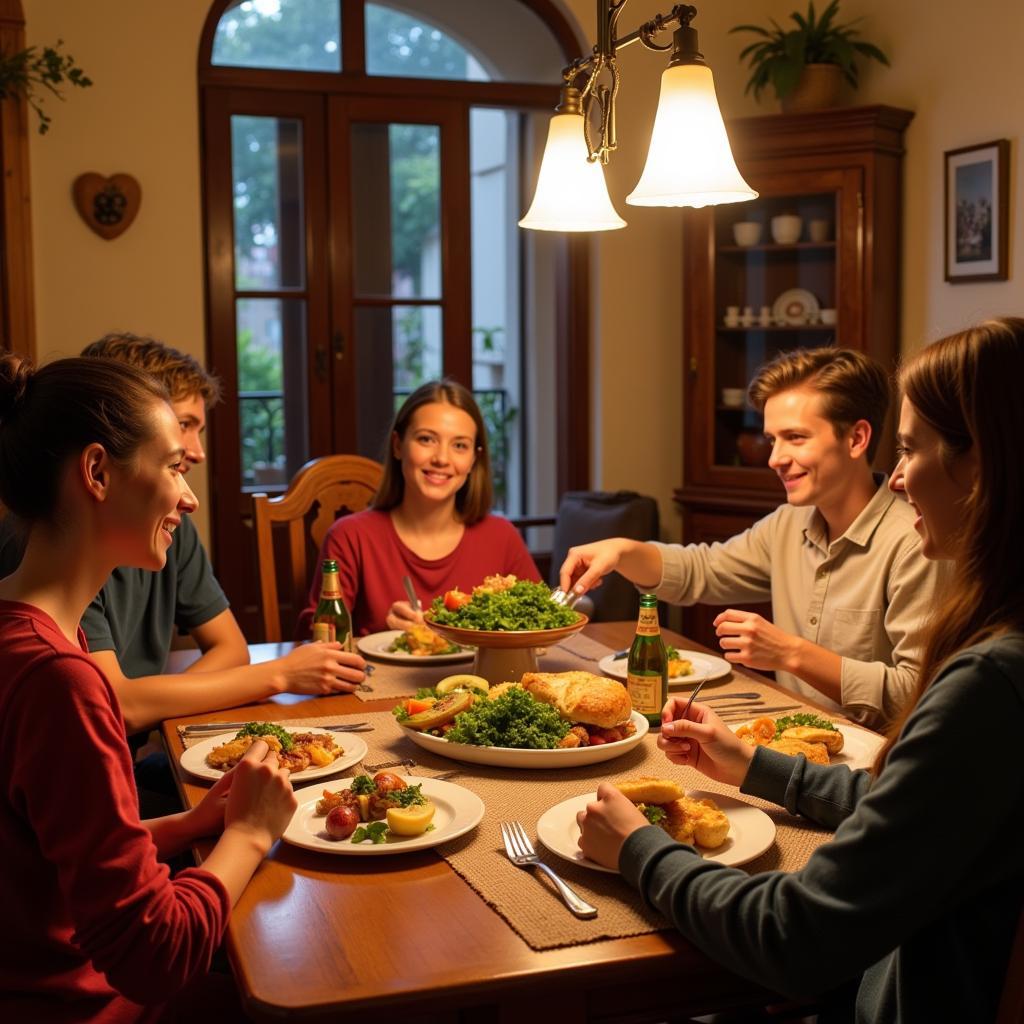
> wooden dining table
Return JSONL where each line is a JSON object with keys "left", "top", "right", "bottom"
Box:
{"left": 162, "top": 622, "right": 829, "bottom": 1022}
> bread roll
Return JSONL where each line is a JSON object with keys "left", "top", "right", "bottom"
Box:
{"left": 614, "top": 777, "right": 684, "bottom": 805}
{"left": 520, "top": 670, "right": 631, "bottom": 728}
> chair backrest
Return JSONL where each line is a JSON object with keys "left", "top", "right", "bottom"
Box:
{"left": 252, "top": 454, "right": 383, "bottom": 641}
{"left": 550, "top": 490, "right": 660, "bottom": 622}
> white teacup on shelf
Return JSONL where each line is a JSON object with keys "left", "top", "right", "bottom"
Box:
{"left": 770, "top": 214, "right": 802, "bottom": 244}
{"left": 820, "top": 307, "right": 838, "bottom": 325}
{"left": 724, "top": 304, "right": 740, "bottom": 327}
{"left": 739, "top": 306, "right": 754, "bottom": 327}
{"left": 721, "top": 387, "right": 746, "bottom": 408}
{"left": 733, "top": 221, "right": 762, "bottom": 246}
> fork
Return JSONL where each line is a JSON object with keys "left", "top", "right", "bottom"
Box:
{"left": 500, "top": 821, "right": 597, "bottom": 919}
{"left": 362, "top": 757, "right": 417, "bottom": 773}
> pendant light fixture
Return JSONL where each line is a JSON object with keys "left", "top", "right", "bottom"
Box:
{"left": 520, "top": 3, "right": 757, "bottom": 232}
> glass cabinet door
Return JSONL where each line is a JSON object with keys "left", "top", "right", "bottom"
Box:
{"left": 691, "top": 166, "right": 862, "bottom": 484}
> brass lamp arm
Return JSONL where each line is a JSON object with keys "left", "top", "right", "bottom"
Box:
{"left": 561, "top": 3, "right": 703, "bottom": 164}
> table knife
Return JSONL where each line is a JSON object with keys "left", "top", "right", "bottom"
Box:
{"left": 181, "top": 721, "right": 373, "bottom": 734}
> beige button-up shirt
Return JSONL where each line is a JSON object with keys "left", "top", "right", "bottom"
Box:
{"left": 652, "top": 478, "right": 948, "bottom": 728}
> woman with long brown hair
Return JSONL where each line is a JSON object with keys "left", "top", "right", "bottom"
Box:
{"left": 0, "top": 355, "right": 297, "bottom": 1019}
{"left": 298, "top": 378, "right": 539, "bottom": 637}
{"left": 577, "top": 318, "right": 1024, "bottom": 1022}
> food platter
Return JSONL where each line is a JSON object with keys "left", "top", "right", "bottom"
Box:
{"left": 180, "top": 727, "right": 367, "bottom": 783}
{"left": 537, "top": 789, "right": 776, "bottom": 872}
{"left": 398, "top": 710, "right": 649, "bottom": 769}
{"left": 423, "top": 613, "right": 589, "bottom": 683}
{"left": 356, "top": 629, "right": 474, "bottom": 665}
{"left": 730, "top": 721, "right": 884, "bottom": 770}
{"left": 598, "top": 649, "right": 732, "bottom": 690}
{"left": 282, "top": 777, "right": 485, "bottom": 856}
{"left": 772, "top": 287, "right": 820, "bottom": 325}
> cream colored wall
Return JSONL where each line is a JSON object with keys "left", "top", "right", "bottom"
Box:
{"left": 24, "top": 0, "right": 214, "bottom": 537}
{"left": 21, "top": 0, "right": 1024, "bottom": 552}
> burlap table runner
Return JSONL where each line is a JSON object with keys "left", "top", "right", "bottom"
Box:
{"left": 178, "top": 692, "right": 839, "bottom": 952}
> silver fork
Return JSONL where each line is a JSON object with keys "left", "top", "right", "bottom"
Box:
{"left": 500, "top": 821, "right": 597, "bottom": 919}
{"left": 362, "top": 757, "right": 417, "bottom": 773}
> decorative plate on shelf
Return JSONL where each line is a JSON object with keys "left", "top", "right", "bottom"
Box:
{"left": 772, "top": 288, "right": 820, "bottom": 326}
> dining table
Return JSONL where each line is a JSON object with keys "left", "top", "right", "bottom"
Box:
{"left": 162, "top": 622, "right": 875, "bottom": 1022}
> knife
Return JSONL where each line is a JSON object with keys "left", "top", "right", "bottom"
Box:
{"left": 716, "top": 705, "right": 801, "bottom": 719}
{"left": 181, "top": 721, "right": 373, "bottom": 734}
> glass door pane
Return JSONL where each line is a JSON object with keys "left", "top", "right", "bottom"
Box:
{"left": 230, "top": 114, "right": 310, "bottom": 487}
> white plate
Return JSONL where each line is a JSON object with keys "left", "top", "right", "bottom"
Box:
{"left": 598, "top": 649, "right": 732, "bottom": 690}
{"left": 731, "top": 720, "right": 884, "bottom": 770}
{"left": 399, "top": 711, "right": 650, "bottom": 769}
{"left": 356, "top": 629, "right": 474, "bottom": 665}
{"left": 282, "top": 776, "right": 484, "bottom": 855}
{"left": 772, "top": 288, "right": 820, "bottom": 325}
{"left": 538, "top": 789, "right": 776, "bottom": 872}
{"left": 180, "top": 727, "right": 368, "bottom": 783}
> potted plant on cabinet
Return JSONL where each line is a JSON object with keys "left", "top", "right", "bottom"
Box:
{"left": 731, "top": 0, "right": 889, "bottom": 114}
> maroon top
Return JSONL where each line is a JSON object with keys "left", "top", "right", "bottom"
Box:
{"left": 297, "top": 509, "right": 541, "bottom": 637}
{"left": 0, "top": 599, "right": 230, "bottom": 1022}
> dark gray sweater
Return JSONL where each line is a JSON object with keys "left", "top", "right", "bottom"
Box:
{"left": 620, "top": 635, "right": 1024, "bottom": 1023}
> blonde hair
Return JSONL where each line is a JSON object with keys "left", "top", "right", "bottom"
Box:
{"left": 748, "top": 347, "right": 891, "bottom": 462}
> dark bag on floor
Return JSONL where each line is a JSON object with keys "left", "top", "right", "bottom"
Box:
{"left": 551, "top": 490, "right": 660, "bottom": 622}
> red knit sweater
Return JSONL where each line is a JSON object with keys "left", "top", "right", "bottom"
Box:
{"left": 0, "top": 600, "right": 230, "bottom": 1022}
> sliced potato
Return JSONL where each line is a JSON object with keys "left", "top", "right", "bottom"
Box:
{"left": 436, "top": 674, "right": 490, "bottom": 696}
{"left": 357, "top": 794, "right": 371, "bottom": 821}
{"left": 386, "top": 801, "right": 436, "bottom": 836}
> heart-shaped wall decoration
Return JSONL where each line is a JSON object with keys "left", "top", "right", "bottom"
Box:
{"left": 72, "top": 173, "right": 142, "bottom": 240}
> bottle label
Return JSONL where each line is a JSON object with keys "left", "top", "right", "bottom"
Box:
{"left": 320, "top": 572, "right": 342, "bottom": 600}
{"left": 627, "top": 671, "right": 662, "bottom": 715}
{"left": 635, "top": 605, "right": 660, "bottom": 637}
{"left": 312, "top": 621, "right": 335, "bottom": 643}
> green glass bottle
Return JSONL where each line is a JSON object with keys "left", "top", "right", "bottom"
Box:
{"left": 311, "top": 559, "right": 353, "bottom": 651}
{"left": 627, "top": 593, "right": 667, "bottom": 727}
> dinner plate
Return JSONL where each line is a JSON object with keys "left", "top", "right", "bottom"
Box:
{"left": 731, "top": 720, "right": 884, "bottom": 770}
{"left": 537, "top": 789, "right": 776, "bottom": 872}
{"left": 356, "top": 629, "right": 474, "bottom": 665}
{"left": 398, "top": 711, "right": 649, "bottom": 768}
{"left": 598, "top": 649, "right": 732, "bottom": 690}
{"left": 282, "top": 776, "right": 485, "bottom": 855}
{"left": 180, "top": 727, "right": 368, "bottom": 783}
{"left": 772, "top": 287, "right": 820, "bottom": 325}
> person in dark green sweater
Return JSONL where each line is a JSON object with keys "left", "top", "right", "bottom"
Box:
{"left": 578, "top": 317, "right": 1024, "bottom": 1023}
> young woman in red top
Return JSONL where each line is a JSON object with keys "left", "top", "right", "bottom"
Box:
{"left": 0, "top": 355, "right": 297, "bottom": 1021}
{"left": 299, "top": 379, "right": 540, "bottom": 637}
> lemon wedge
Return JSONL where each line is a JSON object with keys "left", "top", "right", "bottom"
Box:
{"left": 436, "top": 674, "right": 490, "bottom": 696}
{"left": 386, "top": 801, "right": 436, "bottom": 836}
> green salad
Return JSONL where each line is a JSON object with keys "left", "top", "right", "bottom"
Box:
{"left": 429, "top": 580, "right": 580, "bottom": 631}
{"left": 443, "top": 687, "right": 570, "bottom": 749}
{"left": 772, "top": 713, "right": 838, "bottom": 739}
{"left": 236, "top": 721, "right": 294, "bottom": 752}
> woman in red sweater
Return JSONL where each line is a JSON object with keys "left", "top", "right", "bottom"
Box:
{"left": 299, "top": 379, "right": 540, "bottom": 637}
{"left": 0, "top": 355, "right": 297, "bottom": 1021}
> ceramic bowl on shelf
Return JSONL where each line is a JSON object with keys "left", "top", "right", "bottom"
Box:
{"left": 732, "top": 221, "right": 762, "bottom": 246}
{"left": 721, "top": 387, "right": 746, "bottom": 408}
{"left": 820, "top": 307, "right": 838, "bottom": 325}
{"left": 770, "top": 214, "right": 802, "bottom": 244}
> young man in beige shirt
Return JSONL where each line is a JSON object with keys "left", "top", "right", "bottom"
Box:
{"left": 560, "top": 348, "right": 946, "bottom": 728}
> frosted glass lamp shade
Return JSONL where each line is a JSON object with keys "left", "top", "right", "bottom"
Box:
{"left": 519, "top": 113, "right": 626, "bottom": 232}
{"left": 626, "top": 64, "right": 758, "bottom": 208}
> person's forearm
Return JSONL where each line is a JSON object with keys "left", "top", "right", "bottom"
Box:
{"left": 201, "top": 825, "right": 271, "bottom": 905}
{"left": 614, "top": 540, "right": 664, "bottom": 591}
{"left": 184, "top": 636, "right": 250, "bottom": 674}
{"left": 114, "top": 663, "right": 285, "bottom": 733}
{"left": 786, "top": 639, "right": 843, "bottom": 703}
{"left": 144, "top": 810, "right": 197, "bottom": 859}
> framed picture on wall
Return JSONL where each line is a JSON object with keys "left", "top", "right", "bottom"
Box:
{"left": 944, "top": 139, "right": 1010, "bottom": 282}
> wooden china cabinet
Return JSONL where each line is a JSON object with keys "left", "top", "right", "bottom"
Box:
{"left": 676, "top": 105, "right": 913, "bottom": 649}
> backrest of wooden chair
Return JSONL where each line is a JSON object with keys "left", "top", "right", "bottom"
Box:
{"left": 252, "top": 454, "right": 383, "bottom": 641}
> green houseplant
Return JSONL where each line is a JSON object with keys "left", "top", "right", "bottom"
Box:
{"left": 0, "top": 39, "right": 91, "bottom": 133}
{"left": 732, "top": 0, "right": 889, "bottom": 113}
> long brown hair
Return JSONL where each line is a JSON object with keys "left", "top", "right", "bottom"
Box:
{"left": 874, "top": 317, "right": 1024, "bottom": 770}
{"left": 0, "top": 354, "right": 169, "bottom": 523}
{"left": 372, "top": 379, "right": 493, "bottom": 524}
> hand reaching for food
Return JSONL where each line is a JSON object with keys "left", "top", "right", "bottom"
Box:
{"left": 576, "top": 781, "right": 649, "bottom": 870}
{"left": 386, "top": 600, "right": 425, "bottom": 632}
{"left": 657, "top": 698, "right": 755, "bottom": 787}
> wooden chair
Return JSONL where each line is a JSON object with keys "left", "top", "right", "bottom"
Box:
{"left": 252, "top": 454, "right": 383, "bottom": 641}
